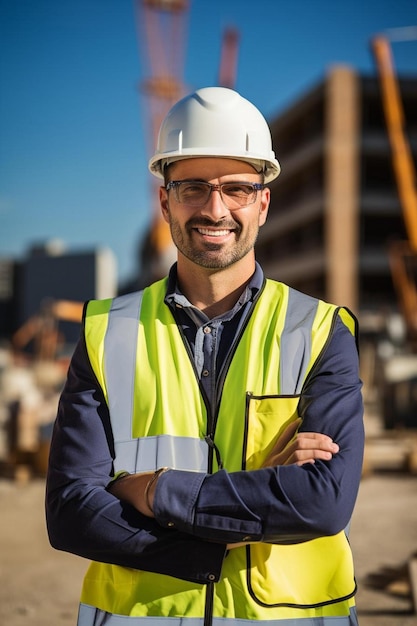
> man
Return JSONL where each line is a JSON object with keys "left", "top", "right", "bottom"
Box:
{"left": 46, "top": 87, "right": 364, "bottom": 626}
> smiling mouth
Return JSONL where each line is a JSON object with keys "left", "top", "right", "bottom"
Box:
{"left": 197, "top": 228, "right": 232, "bottom": 237}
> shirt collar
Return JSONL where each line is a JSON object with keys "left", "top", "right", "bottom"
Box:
{"left": 165, "top": 262, "right": 264, "bottom": 315}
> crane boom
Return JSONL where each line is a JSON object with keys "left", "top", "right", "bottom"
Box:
{"left": 371, "top": 35, "right": 417, "bottom": 250}
{"left": 133, "top": 1, "right": 241, "bottom": 284}
{"left": 371, "top": 32, "right": 417, "bottom": 340}
{"left": 218, "top": 27, "right": 240, "bottom": 89}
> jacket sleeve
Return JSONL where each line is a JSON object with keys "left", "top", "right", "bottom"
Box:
{"left": 153, "top": 316, "right": 365, "bottom": 544}
{"left": 45, "top": 333, "right": 226, "bottom": 584}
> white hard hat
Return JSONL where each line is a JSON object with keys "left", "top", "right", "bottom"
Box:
{"left": 149, "top": 86, "right": 281, "bottom": 183}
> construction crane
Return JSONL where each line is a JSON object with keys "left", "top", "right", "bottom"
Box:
{"left": 218, "top": 27, "right": 240, "bottom": 88}
{"left": 133, "top": 1, "right": 240, "bottom": 286}
{"left": 371, "top": 29, "right": 417, "bottom": 344}
{"left": 133, "top": 0, "right": 189, "bottom": 283}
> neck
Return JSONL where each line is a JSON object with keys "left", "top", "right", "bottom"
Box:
{"left": 176, "top": 255, "right": 255, "bottom": 318}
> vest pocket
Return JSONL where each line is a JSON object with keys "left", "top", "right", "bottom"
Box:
{"left": 247, "top": 534, "right": 356, "bottom": 608}
{"left": 244, "top": 395, "right": 356, "bottom": 608}
{"left": 245, "top": 395, "right": 300, "bottom": 470}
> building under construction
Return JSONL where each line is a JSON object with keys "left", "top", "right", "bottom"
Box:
{"left": 258, "top": 65, "right": 417, "bottom": 317}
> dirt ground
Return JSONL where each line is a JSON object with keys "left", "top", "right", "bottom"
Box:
{"left": 0, "top": 471, "right": 416, "bottom": 626}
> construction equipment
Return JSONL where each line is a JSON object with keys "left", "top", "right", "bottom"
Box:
{"left": 133, "top": 1, "right": 241, "bottom": 284}
{"left": 218, "top": 27, "right": 240, "bottom": 89}
{"left": 134, "top": 0, "right": 189, "bottom": 281}
{"left": 359, "top": 48, "right": 417, "bottom": 605}
{"left": 12, "top": 299, "right": 84, "bottom": 362}
{"left": 0, "top": 299, "right": 84, "bottom": 478}
{"left": 371, "top": 30, "right": 417, "bottom": 344}
{"left": 368, "top": 29, "right": 417, "bottom": 434}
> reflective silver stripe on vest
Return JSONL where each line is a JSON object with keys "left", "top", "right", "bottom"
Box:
{"left": 112, "top": 434, "right": 208, "bottom": 473}
{"left": 281, "top": 292, "right": 351, "bottom": 541}
{"left": 103, "top": 291, "right": 208, "bottom": 474}
{"left": 105, "top": 291, "right": 144, "bottom": 442}
{"left": 78, "top": 603, "right": 359, "bottom": 626}
{"left": 279, "top": 289, "right": 319, "bottom": 395}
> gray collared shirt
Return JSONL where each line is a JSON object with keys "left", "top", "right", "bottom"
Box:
{"left": 165, "top": 262, "right": 263, "bottom": 410}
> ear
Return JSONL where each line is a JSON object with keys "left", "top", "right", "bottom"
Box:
{"left": 160, "top": 186, "right": 170, "bottom": 223}
{"left": 258, "top": 187, "right": 270, "bottom": 227}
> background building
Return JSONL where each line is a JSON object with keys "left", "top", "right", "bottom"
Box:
{"left": 0, "top": 241, "right": 117, "bottom": 349}
{"left": 257, "top": 65, "right": 417, "bottom": 319}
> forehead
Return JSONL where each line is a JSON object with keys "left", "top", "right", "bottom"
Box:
{"left": 168, "top": 157, "right": 260, "bottom": 181}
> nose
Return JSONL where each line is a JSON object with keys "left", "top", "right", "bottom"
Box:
{"left": 200, "top": 187, "right": 229, "bottom": 221}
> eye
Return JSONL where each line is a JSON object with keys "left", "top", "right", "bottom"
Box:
{"left": 181, "top": 182, "right": 208, "bottom": 197}
{"left": 223, "top": 183, "right": 254, "bottom": 197}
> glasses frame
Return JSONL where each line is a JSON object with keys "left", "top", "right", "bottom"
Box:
{"left": 165, "top": 180, "right": 265, "bottom": 209}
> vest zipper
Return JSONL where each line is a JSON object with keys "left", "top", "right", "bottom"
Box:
{"left": 201, "top": 294, "right": 262, "bottom": 626}
{"left": 174, "top": 286, "right": 265, "bottom": 626}
{"left": 204, "top": 581, "right": 215, "bottom": 626}
{"left": 204, "top": 434, "right": 223, "bottom": 470}
{"left": 174, "top": 323, "right": 216, "bottom": 473}
{"left": 211, "top": 288, "right": 263, "bottom": 438}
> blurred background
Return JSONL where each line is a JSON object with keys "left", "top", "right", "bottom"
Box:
{"left": 1, "top": 1, "right": 417, "bottom": 624}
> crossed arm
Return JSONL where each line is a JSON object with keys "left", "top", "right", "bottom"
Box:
{"left": 108, "top": 418, "right": 340, "bottom": 519}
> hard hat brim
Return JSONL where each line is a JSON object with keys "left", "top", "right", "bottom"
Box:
{"left": 149, "top": 152, "right": 281, "bottom": 184}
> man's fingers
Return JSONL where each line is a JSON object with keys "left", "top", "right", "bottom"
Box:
{"left": 265, "top": 433, "right": 339, "bottom": 467}
{"left": 261, "top": 420, "right": 301, "bottom": 467}
{"left": 270, "top": 418, "right": 302, "bottom": 454}
{"left": 262, "top": 420, "right": 340, "bottom": 468}
{"left": 292, "top": 433, "right": 339, "bottom": 453}
{"left": 268, "top": 448, "right": 333, "bottom": 467}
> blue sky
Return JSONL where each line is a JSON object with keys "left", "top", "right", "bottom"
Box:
{"left": 1, "top": 0, "right": 416, "bottom": 286}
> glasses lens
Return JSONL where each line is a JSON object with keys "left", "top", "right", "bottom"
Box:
{"left": 177, "top": 182, "right": 210, "bottom": 206}
{"left": 170, "top": 181, "right": 260, "bottom": 208}
{"left": 221, "top": 183, "right": 256, "bottom": 207}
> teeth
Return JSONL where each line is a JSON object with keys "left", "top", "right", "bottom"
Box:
{"left": 198, "top": 228, "right": 230, "bottom": 237}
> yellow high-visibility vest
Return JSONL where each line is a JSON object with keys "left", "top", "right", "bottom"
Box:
{"left": 79, "top": 278, "right": 359, "bottom": 626}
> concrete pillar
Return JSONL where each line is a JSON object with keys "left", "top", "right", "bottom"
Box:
{"left": 325, "top": 66, "right": 360, "bottom": 312}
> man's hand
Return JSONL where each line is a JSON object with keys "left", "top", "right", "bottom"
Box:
{"left": 226, "top": 420, "right": 339, "bottom": 550}
{"left": 107, "top": 471, "right": 155, "bottom": 517}
{"left": 262, "top": 418, "right": 339, "bottom": 467}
